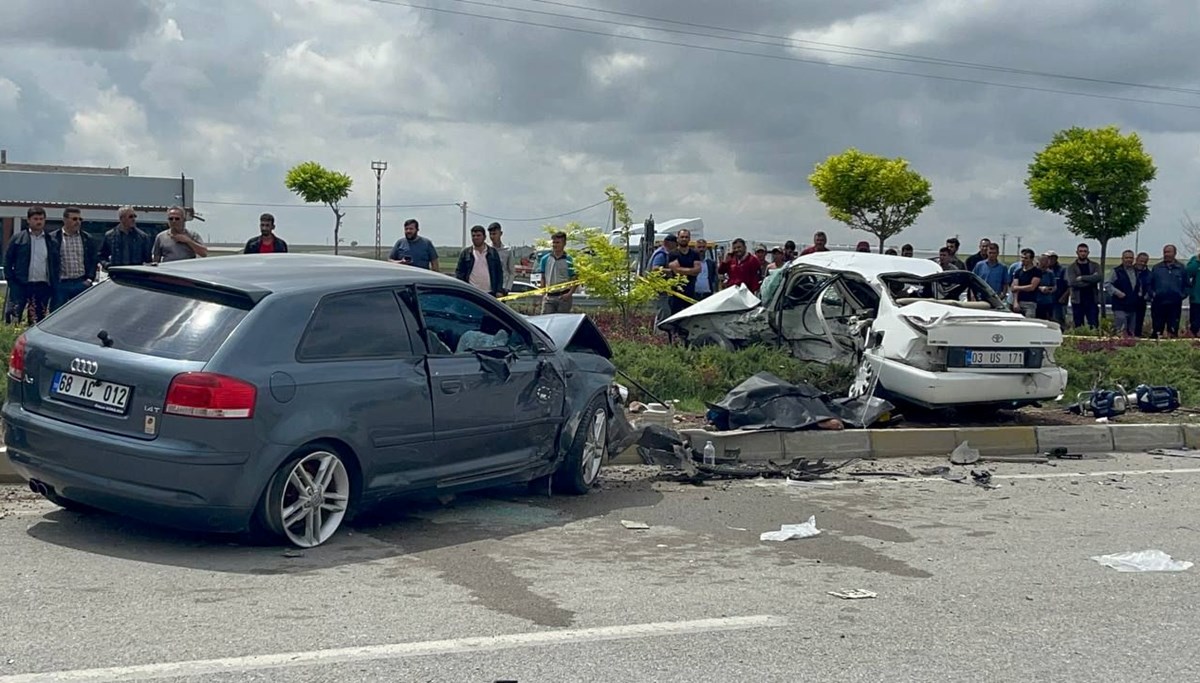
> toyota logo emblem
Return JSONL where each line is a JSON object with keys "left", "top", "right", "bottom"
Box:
{"left": 70, "top": 358, "right": 99, "bottom": 376}
{"left": 992, "top": 334, "right": 1004, "bottom": 344}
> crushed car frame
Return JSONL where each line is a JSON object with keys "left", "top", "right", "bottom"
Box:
{"left": 658, "top": 252, "right": 1067, "bottom": 410}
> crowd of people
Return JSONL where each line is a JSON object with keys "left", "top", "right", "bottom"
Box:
{"left": 7, "top": 204, "right": 1197, "bottom": 339}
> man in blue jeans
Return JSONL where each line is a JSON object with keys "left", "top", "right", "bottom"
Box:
{"left": 53, "top": 206, "right": 100, "bottom": 310}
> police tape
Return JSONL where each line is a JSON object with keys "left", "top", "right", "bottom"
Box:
{"left": 496, "top": 280, "right": 584, "bottom": 302}
{"left": 497, "top": 278, "right": 697, "bottom": 305}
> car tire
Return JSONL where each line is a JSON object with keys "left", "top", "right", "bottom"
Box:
{"left": 259, "top": 447, "right": 353, "bottom": 548}
{"left": 690, "top": 332, "right": 735, "bottom": 351}
{"left": 553, "top": 394, "right": 609, "bottom": 495}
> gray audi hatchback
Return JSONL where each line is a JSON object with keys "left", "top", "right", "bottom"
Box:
{"left": 4, "top": 255, "right": 617, "bottom": 547}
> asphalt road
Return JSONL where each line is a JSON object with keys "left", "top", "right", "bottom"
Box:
{"left": 3, "top": 452, "right": 1200, "bottom": 682}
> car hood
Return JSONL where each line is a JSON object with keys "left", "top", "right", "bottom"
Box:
{"left": 660, "top": 285, "right": 761, "bottom": 327}
{"left": 526, "top": 313, "right": 612, "bottom": 358}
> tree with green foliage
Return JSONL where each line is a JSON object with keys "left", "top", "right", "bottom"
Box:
{"left": 808, "top": 149, "right": 933, "bottom": 253}
{"left": 537, "top": 186, "right": 681, "bottom": 320}
{"left": 285, "top": 161, "right": 353, "bottom": 255}
{"left": 1026, "top": 126, "right": 1157, "bottom": 316}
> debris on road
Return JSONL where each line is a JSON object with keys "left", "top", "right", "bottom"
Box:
{"left": 1091, "top": 550, "right": 1194, "bottom": 572}
{"left": 760, "top": 515, "right": 821, "bottom": 542}
{"left": 282, "top": 550, "right": 304, "bottom": 559}
{"left": 828, "top": 589, "right": 877, "bottom": 600}
{"left": 919, "top": 465, "right": 951, "bottom": 476}
{"left": 705, "top": 372, "right": 895, "bottom": 432}
{"left": 1147, "top": 448, "right": 1200, "bottom": 460}
{"left": 950, "top": 441, "right": 980, "bottom": 465}
{"left": 1046, "top": 447, "right": 1084, "bottom": 460}
{"left": 620, "top": 520, "right": 651, "bottom": 530}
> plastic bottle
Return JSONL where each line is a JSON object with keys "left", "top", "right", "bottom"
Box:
{"left": 703, "top": 440, "right": 717, "bottom": 466}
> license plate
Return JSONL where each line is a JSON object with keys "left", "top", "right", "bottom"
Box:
{"left": 51, "top": 371, "right": 131, "bottom": 413}
{"left": 963, "top": 350, "right": 1026, "bottom": 368}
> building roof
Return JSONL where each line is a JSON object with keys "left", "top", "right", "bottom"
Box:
{"left": 0, "top": 200, "right": 176, "bottom": 211}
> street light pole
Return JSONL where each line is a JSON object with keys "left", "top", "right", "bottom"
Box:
{"left": 371, "top": 161, "right": 387, "bottom": 260}
{"left": 456, "top": 201, "right": 468, "bottom": 248}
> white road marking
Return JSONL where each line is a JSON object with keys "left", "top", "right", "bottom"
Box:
{"left": 0, "top": 615, "right": 788, "bottom": 682}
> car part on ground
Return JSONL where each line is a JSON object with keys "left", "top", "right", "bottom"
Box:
{"left": 705, "top": 372, "right": 896, "bottom": 431}
{"left": 659, "top": 252, "right": 1068, "bottom": 410}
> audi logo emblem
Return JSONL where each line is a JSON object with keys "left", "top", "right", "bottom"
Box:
{"left": 70, "top": 358, "right": 99, "bottom": 376}
{"left": 992, "top": 334, "right": 1004, "bottom": 344}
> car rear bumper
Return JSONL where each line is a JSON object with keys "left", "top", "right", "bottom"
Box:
{"left": 877, "top": 359, "right": 1067, "bottom": 407}
{"left": 3, "top": 403, "right": 269, "bottom": 533}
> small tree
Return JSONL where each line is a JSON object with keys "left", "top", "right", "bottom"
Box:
{"left": 1026, "top": 126, "right": 1157, "bottom": 316}
{"left": 808, "top": 149, "right": 933, "bottom": 252}
{"left": 285, "top": 161, "right": 353, "bottom": 255}
{"left": 1182, "top": 212, "right": 1199, "bottom": 258}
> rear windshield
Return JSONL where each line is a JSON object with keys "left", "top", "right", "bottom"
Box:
{"left": 39, "top": 281, "right": 250, "bottom": 361}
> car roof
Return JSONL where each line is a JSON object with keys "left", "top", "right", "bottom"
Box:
{"left": 791, "top": 251, "right": 942, "bottom": 280}
{"left": 113, "top": 254, "right": 458, "bottom": 299}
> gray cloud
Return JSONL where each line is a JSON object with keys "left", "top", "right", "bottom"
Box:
{"left": 1, "top": 0, "right": 162, "bottom": 51}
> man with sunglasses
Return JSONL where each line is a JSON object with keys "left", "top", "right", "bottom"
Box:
{"left": 99, "top": 205, "right": 153, "bottom": 271}
{"left": 52, "top": 206, "right": 99, "bottom": 310}
{"left": 152, "top": 206, "right": 208, "bottom": 263}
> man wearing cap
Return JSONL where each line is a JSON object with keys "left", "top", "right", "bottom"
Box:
{"left": 649, "top": 234, "right": 680, "bottom": 321}
{"left": 754, "top": 245, "right": 769, "bottom": 280}
{"left": 766, "top": 247, "right": 788, "bottom": 273}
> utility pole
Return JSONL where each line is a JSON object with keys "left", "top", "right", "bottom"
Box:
{"left": 371, "top": 161, "right": 387, "bottom": 260}
{"left": 456, "top": 201, "right": 468, "bottom": 248}
{"left": 1000, "top": 233, "right": 1008, "bottom": 257}
{"left": 1015, "top": 235, "right": 1023, "bottom": 254}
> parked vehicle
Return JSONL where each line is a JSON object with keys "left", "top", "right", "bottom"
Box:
{"left": 4, "top": 255, "right": 618, "bottom": 547}
{"left": 659, "top": 251, "right": 1068, "bottom": 410}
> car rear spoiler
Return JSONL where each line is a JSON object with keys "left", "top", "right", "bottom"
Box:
{"left": 108, "top": 267, "right": 271, "bottom": 309}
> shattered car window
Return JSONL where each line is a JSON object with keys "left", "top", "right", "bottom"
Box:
{"left": 881, "top": 272, "right": 1002, "bottom": 309}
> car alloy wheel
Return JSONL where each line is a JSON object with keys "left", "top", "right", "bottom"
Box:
{"left": 580, "top": 407, "right": 607, "bottom": 486}
{"left": 276, "top": 450, "right": 350, "bottom": 548}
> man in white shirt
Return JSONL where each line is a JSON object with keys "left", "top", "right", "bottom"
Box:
{"left": 454, "top": 225, "right": 505, "bottom": 296}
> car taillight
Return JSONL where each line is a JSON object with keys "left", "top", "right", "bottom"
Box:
{"left": 7, "top": 334, "right": 27, "bottom": 382}
{"left": 165, "top": 372, "right": 256, "bottom": 419}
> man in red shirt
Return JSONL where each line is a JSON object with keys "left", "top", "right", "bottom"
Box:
{"left": 717, "top": 238, "right": 762, "bottom": 293}
{"left": 799, "top": 231, "right": 829, "bottom": 256}
{"left": 243, "top": 213, "right": 289, "bottom": 254}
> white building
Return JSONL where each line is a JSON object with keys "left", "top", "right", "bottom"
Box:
{"left": 0, "top": 150, "right": 195, "bottom": 257}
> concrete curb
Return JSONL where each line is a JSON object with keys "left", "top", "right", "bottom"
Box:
{"left": 606, "top": 423, "right": 1198, "bottom": 464}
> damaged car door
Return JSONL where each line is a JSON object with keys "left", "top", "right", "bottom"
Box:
{"left": 764, "top": 268, "right": 866, "bottom": 365}
{"left": 411, "top": 287, "right": 567, "bottom": 485}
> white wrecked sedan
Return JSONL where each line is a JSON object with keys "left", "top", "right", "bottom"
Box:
{"left": 658, "top": 252, "right": 1067, "bottom": 410}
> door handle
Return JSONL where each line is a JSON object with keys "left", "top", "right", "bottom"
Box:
{"left": 440, "top": 379, "right": 463, "bottom": 394}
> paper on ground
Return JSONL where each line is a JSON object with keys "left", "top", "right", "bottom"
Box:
{"left": 828, "top": 589, "right": 877, "bottom": 600}
{"left": 760, "top": 515, "right": 821, "bottom": 542}
{"left": 1091, "top": 549, "right": 1193, "bottom": 572}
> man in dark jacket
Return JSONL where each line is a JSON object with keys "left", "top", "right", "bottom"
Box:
{"left": 53, "top": 206, "right": 100, "bottom": 310}
{"left": 1149, "top": 244, "right": 1187, "bottom": 338}
{"left": 1104, "top": 249, "right": 1150, "bottom": 337}
{"left": 244, "top": 213, "right": 289, "bottom": 254}
{"left": 454, "top": 225, "right": 505, "bottom": 296}
{"left": 5, "top": 206, "right": 61, "bottom": 323}
{"left": 98, "top": 205, "right": 153, "bottom": 269}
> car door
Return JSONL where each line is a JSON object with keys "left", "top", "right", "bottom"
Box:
{"left": 293, "top": 288, "right": 435, "bottom": 492}
{"left": 406, "top": 286, "right": 566, "bottom": 487}
{"left": 765, "top": 268, "right": 844, "bottom": 362}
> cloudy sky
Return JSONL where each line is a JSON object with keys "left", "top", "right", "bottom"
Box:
{"left": 1, "top": 0, "right": 1198, "bottom": 254}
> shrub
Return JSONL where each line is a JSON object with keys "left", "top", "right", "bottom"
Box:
{"left": 1056, "top": 338, "right": 1200, "bottom": 405}
{"left": 611, "top": 340, "right": 854, "bottom": 412}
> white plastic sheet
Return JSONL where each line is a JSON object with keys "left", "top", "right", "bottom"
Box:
{"left": 760, "top": 516, "right": 821, "bottom": 542}
{"left": 950, "top": 441, "right": 980, "bottom": 465}
{"left": 1090, "top": 550, "right": 1193, "bottom": 572}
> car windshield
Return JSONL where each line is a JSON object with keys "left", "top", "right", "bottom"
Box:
{"left": 38, "top": 281, "right": 249, "bottom": 361}
{"left": 880, "top": 272, "right": 1002, "bottom": 310}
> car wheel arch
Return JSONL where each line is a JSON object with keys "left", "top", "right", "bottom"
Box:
{"left": 257, "top": 438, "right": 365, "bottom": 511}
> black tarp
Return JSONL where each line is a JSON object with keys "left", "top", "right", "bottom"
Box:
{"left": 707, "top": 372, "right": 894, "bottom": 431}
